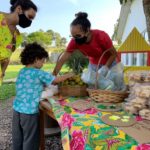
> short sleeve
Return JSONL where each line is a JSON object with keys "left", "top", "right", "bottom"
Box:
{"left": 66, "top": 39, "right": 77, "bottom": 53}
{"left": 99, "top": 31, "right": 113, "bottom": 50}
{"left": 38, "top": 70, "right": 55, "bottom": 86}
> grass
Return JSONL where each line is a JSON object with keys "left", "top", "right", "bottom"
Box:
{"left": 0, "top": 83, "right": 16, "bottom": 100}
{"left": 1, "top": 63, "right": 69, "bottom": 100}
{"left": 4, "top": 63, "right": 69, "bottom": 80}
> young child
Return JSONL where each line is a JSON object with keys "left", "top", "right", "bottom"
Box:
{"left": 12, "top": 43, "right": 73, "bottom": 150}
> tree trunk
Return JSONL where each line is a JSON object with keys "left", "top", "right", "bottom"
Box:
{"left": 143, "top": 0, "right": 150, "bottom": 42}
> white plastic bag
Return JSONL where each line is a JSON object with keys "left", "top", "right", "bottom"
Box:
{"left": 41, "top": 85, "right": 58, "bottom": 100}
{"left": 97, "top": 75, "right": 114, "bottom": 90}
{"left": 82, "top": 62, "right": 126, "bottom": 91}
{"left": 81, "top": 68, "right": 114, "bottom": 90}
{"left": 81, "top": 69, "right": 96, "bottom": 86}
{"left": 106, "top": 62, "right": 126, "bottom": 91}
{"left": 98, "top": 66, "right": 109, "bottom": 77}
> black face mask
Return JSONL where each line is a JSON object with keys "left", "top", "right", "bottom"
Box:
{"left": 19, "top": 14, "right": 32, "bottom": 28}
{"left": 75, "top": 36, "right": 87, "bottom": 45}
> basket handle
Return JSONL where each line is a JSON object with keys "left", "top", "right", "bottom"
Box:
{"left": 55, "top": 52, "right": 66, "bottom": 75}
{"left": 56, "top": 52, "right": 64, "bottom": 63}
{"left": 95, "top": 48, "right": 119, "bottom": 89}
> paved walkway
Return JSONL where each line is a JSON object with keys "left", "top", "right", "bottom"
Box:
{"left": 0, "top": 98, "right": 13, "bottom": 150}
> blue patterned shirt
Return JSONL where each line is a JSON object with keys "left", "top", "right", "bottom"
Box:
{"left": 13, "top": 67, "right": 55, "bottom": 114}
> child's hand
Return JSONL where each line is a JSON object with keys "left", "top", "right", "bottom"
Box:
{"left": 52, "top": 73, "right": 75, "bottom": 84}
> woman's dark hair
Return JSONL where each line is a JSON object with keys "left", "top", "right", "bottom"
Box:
{"left": 71, "top": 12, "right": 91, "bottom": 32}
{"left": 10, "top": 0, "right": 37, "bottom": 12}
{"left": 20, "top": 43, "right": 49, "bottom": 65}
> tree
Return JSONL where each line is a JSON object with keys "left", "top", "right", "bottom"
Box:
{"left": 46, "top": 29, "right": 54, "bottom": 42}
{"left": 112, "top": 19, "right": 119, "bottom": 41}
{"left": 60, "top": 37, "right": 67, "bottom": 47}
{"left": 20, "top": 29, "right": 66, "bottom": 48}
{"left": 119, "top": 0, "right": 150, "bottom": 42}
{"left": 21, "top": 32, "right": 28, "bottom": 47}
{"left": 27, "top": 30, "right": 53, "bottom": 46}
{"left": 21, "top": 32, "right": 28, "bottom": 40}
{"left": 54, "top": 32, "right": 62, "bottom": 47}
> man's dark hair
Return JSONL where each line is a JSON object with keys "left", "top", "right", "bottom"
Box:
{"left": 20, "top": 42, "right": 48, "bottom": 65}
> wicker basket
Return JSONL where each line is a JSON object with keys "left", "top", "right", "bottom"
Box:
{"left": 87, "top": 89, "right": 128, "bottom": 103}
{"left": 87, "top": 48, "right": 129, "bottom": 103}
{"left": 57, "top": 52, "right": 88, "bottom": 97}
{"left": 59, "top": 85, "right": 88, "bottom": 97}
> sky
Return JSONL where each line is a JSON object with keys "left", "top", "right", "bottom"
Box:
{"left": 0, "top": 0, "right": 121, "bottom": 42}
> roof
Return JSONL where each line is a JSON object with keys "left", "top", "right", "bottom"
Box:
{"left": 118, "top": 27, "right": 150, "bottom": 52}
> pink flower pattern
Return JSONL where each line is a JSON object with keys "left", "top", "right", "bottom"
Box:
{"left": 136, "top": 116, "right": 143, "bottom": 121}
{"left": 75, "top": 108, "right": 98, "bottom": 114}
{"left": 6, "top": 44, "right": 13, "bottom": 50}
{"left": 136, "top": 144, "right": 150, "bottom": 150}
{"left": 59, "top": 100, "right": 67, "bottom": 106}
{"left": 61, "top": 113, "right": 75, "bottom": 129}
{"left": 70, "top": 130, "right": 85, "bottom": 150}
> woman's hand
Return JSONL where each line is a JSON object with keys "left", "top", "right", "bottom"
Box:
{"left": 53, "top": 52, "right": 71, "bottom": 76}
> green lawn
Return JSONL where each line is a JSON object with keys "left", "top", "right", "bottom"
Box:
{"left": 0, "top": 63, "right": 69, "bottom": 100}
{"left": 0, "top": 83, "right": 16, "bottom": 100}
{"left": 4, "top": 64, "right": 69, "bottom": 80}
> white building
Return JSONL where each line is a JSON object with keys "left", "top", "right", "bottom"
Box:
{"left": 117, "top": 0, "right": 149, "bottom": 66}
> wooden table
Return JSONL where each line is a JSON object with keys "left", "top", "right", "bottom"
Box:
{"left": 39, "top": 99, "right": 56, "bottom": 150}
{"left": 39, "top": 99, "right": 150, "bottom": 150}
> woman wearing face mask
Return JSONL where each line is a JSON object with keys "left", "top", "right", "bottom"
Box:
{"left": 0, "top": 0, "right": 37, "bottom": 85}
{"left": 53, "top": 12, "right": 117, "bottom": 76}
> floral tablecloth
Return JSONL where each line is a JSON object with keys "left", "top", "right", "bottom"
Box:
{"left": 48, "top": 97, "right": 150, "bottom": 150}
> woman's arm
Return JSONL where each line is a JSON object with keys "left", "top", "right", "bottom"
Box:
{"left": 0, "top": 58, "right": 9, "bottom": 78}
{"left": 53, "top": 51, "right": 72, "bottom": 76}
{"left": 105, "top": 46, "right": 117, "bottom": 68}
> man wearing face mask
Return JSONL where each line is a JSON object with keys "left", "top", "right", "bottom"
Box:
{"left": 53, "top": 12, "right": 117, "bottom": 76}
{"left": 0, "top": 0, "right": 37, "bottom": 85}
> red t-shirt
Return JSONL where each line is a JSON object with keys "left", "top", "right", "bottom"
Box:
{"left": 66, "top": 29, "right": 113, "bottom": 65}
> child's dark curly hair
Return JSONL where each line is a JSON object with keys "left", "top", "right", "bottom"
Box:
{"left": 20, "top": 42, "right": 49, "bottom": 65}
